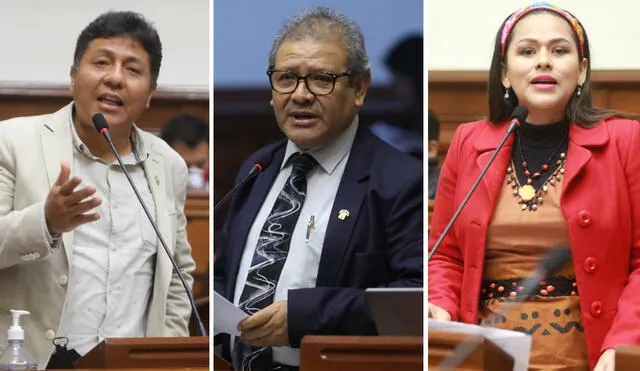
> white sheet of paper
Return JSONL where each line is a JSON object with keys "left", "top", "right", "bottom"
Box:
{"left": 429, "top": 318, "right": 532, "bottom": 371}
{"left": 214, "top": 291, "right": 248, "bottom": 336}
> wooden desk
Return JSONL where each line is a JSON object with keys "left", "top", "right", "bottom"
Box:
{"left": 301, "top": 335, "right": 423, "bottom": 371}
{"left": 429, "top": 70, "right": 640, "bottom": 163}
{"left": 616, "top": 345, "right": 640, "bottom": 371}
{"left": 74, "top": 337, "right": 209, "bottom": 369}
{"left": 185, "top": 190, "right": 210, "bottom": 336}
{"left": 428, "top": 330, "right": 513, "bottom": 371}
{"left": 185, "top": 189, "right": 209, "bottom": 283}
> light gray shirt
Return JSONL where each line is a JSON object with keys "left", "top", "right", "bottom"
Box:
{"left": 233, "top": 116, "right": 359, "bottom": 366}
{"left": 56, "top": 120, "right": 157, "bottom": 356}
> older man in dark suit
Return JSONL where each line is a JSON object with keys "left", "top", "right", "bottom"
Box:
{"left": 214, "top": 7, "right": 423, "bottom": 371}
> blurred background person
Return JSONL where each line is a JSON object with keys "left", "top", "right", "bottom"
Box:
{"left": 370, "top": 34, "right": 424, "bottom": 160}
{"left": 161, "top": 113, "right": 209, "bottom": 189}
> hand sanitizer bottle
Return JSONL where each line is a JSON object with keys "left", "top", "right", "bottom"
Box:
{"left": 0, "top": 310, "right": 37, "bottom": 369}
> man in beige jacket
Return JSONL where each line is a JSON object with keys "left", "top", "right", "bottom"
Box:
{"left": 0, "top": 11, "right": 195, "bottom": 369}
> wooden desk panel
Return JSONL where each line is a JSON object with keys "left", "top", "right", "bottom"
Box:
{"left": 74, "top": 336, "right": 209, "bottom": 369}
{"left": 429, "top": 70, "right": 640, "bottom": 160}
{"left": 185, "top": 190, "right": 210, "bottom": 336}
{"left": 185, "top": 189, "right": 210, "bottom": 277}
{"left": 0, "top": 84, "right": 209, "bottom": 132}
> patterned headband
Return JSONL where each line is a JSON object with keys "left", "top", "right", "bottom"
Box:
{"left": 500, "top": 2, "right": 585, "bottom": 57}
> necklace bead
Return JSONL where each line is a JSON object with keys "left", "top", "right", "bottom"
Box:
{"left": 511, "top": 125, "right": 568, "bottom": 212}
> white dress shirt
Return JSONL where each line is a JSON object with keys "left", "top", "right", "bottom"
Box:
{"left": 233, "top": 117, "right": 359, "bottom": 366}
{"left": 56, "top": 121, "right": 157, "bottom": 356}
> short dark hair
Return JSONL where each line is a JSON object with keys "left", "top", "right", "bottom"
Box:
{"left": 73, "top": 11, "right": 162, "bottom": 86}
{"left": 160, "top": 113, "right": 209, "bottom": 148}
{"left": 487, "top": 8, "right": 631, "bottom": 127}
{"left": 385, "top": 34, "right": 423, "bottom": 83}
{"left": 385, "top": 34, "right": 423, "bottom": 106}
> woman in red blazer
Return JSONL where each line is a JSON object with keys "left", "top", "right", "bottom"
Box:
{"left": 428, "top": 3, "right": 640, "bottom": 370}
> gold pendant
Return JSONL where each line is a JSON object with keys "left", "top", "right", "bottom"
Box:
{"left": 518, "top": 184, "right": 536, "bottom": 202}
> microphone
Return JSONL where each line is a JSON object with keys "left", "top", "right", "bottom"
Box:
{"left": 213, "top": 151, "right": 274, "bottom": 214}
{"left": 428, "top": 105, "right": 528, "bottom": 262}
{"left": 437, "top": 244, "right": 572, "bottom": 370}
{"left": 91, "top": 113, "right": 207, "bottom": 337}
{"left": 511, "top": 244, "right": 572, "bottom": 300}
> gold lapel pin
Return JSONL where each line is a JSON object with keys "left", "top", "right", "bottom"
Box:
{"left": 338, "top": 209, "right": 350, "bottom": 220}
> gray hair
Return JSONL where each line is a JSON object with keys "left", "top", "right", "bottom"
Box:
{"left": 267, "top": 7, "right": 370, "bottom": 78}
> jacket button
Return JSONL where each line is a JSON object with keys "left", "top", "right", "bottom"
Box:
{"left": 58, "top": 275, "right": 68, "bottom": 286}
{"left": 46, "top": 329, "right": 55, "bottom": 340}
{"left": 583, "top": 257, "right": 597, "bottom": 273}
{"left": 590, "top": 301, "right": 603, "bottom": 317}
{"left": 577, "top": 210, "right": 592, "bottom": 227}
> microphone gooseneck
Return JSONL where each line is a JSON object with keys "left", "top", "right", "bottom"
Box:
{"left": 91, "top": 113, "right": 207, "bottom": 337}
{"left": 427, "top": 105, "right": 529, "bottom": 262}
{"left": 213, "top": 151, "right": 274, "bottom": 214}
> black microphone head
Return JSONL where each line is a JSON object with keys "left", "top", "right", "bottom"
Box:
{"left": 253, "top": 150, "right": 276, "bottom": 173}
{"left": 91, "top": 113, "right": 109, "bottom": 134}
{"left": 541, "top": 244, "right": 572, "bottom": 277}
{"left": 511, "top": 105, "right": 529, "bottom": 123}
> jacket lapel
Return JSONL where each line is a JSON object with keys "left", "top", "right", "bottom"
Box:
{"left": 227, "top": 147, "right": 285, "bottom": 292}
{"left": 474, "top": 123, "right": 514, "bottom": 210}
{"left": 563, "top": 122, "right": 608, "bottom": 194}
{"left": 40, "top": 104, "right": 75, "bottom": 259}
{"left": 142, "top": 145, "right": 173, "bottom": 291}
{"left": 315, "top": 130, "right": 371, "bottom": 286}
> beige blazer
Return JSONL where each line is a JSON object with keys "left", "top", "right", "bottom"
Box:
{"left": 0, "top": 103, "right": 195, "bottom": 369}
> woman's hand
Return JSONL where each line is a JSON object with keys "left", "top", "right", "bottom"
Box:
{"left": 594, "top": 349, "right": 615, "bottom": 371}
{"left": 428, "top": 302, "right": 452, "bottom": 321}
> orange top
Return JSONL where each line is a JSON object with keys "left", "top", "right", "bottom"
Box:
{"left": 478, "top": 174, "right": 588, "bottom": 371}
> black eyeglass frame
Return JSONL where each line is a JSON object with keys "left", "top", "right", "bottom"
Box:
{"left": 266, "top": 69, "right": 354, "bottom": 96}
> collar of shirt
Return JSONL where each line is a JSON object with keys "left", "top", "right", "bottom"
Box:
{"left": 68, "top": 108, "right": 149, "bottom": 165}
{"left": 282, "top": 115, "right": 359, "bottom": 175}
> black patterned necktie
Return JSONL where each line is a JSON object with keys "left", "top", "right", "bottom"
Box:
{"left": 232, "top": 152, "right": 317, "bottom": 371}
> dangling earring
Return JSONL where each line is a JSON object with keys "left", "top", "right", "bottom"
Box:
{"left": 576, "top": 85, "right": 582, "bottom": 96}
{"left": 504, "top": 88, "right": 510, "bottom": 101}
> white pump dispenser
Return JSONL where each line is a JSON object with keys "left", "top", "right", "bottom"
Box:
{"left": 7, "top": 310, "right": 29, "bottom": 341}
{"left": 0, "top": 310, "right": 37, "bottom": 369}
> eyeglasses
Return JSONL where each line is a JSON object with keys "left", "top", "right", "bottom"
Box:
{"left": 267, "top": 69, "right": 353, "bottom": 96}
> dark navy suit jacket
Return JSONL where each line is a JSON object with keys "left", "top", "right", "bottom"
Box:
{"left": 214, "top": 124, "right": 423, "bottom": 353}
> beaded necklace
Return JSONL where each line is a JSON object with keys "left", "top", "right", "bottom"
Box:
{"left": 506, "top": 129, "right": 568, "bottom": 211}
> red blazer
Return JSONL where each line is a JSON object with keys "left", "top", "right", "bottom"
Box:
{"left": 429, "top": 118, "right": 640, "bottom": 369}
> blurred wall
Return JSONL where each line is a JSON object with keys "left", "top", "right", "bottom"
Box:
{"left": 429, "top": 0, "right": 640, "bottom": 70}
{"left": 214, "top": 0, "right": 423, "bottom": 87}
{"left": 0, "top": 0, "right": 209, "bottom": 90}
